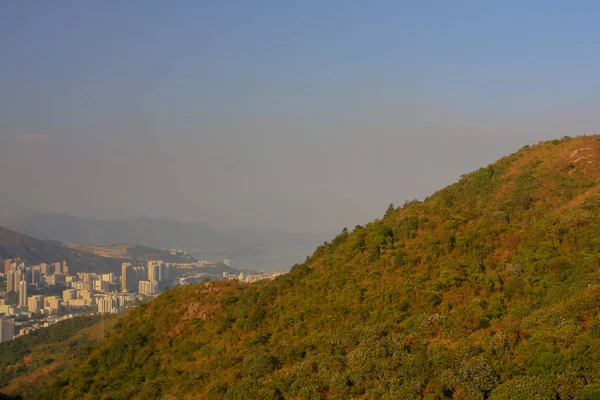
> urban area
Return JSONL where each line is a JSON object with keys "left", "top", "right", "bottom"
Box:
{"left": 0, "top": 256, "right": 283, "bottom": 343}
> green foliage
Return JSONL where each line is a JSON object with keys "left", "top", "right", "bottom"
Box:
{"left": 0, "top": 316, "right": 100, "bottom": 374}
{"left": 12, "top": 135, "right": 600, "bottom": 399}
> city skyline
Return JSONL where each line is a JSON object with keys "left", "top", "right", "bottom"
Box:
{"left": 0, "top": 252, "right": 283, "bottom": 343}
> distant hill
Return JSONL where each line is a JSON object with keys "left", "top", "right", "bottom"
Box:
{"left": 7, "top": 215, "right": 330, "bottom": 257}
{"left": 0, "top": 227, "right": 193, "bottom": 274}
{"left": 68, "top": 243, "right": 195, "bottom": 263}
{"left": 22, "top": 135, "right": 600, "bottom": 400}
{"left": 9, "top": 215, "right": 228, "bottom": 249}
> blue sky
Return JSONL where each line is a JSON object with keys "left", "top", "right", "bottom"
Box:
{"left": 1, "top": 1, "right": 599, "bottom": 232}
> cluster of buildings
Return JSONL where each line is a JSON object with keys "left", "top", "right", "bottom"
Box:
{"left": 1, "top": 254, "right": 285, "bottom": 343}
{"left": 0, "top": 258, "right": 149, "bottom": 343}
{"left": 221, "top": 270, "right": 285, "bottom": 283}
{"left": 177, "top": 259, "right": 285, "bottom": 285}
{"left": 3, "top": 259, "right": 69, "bottom": 317}
{"left": 121, "top": 260, "right": 176, "bottom": 295}
{"left": 168, "top": 248, "right": 189, "bottom": 257}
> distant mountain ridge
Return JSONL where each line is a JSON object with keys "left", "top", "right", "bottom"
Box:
{"left": 0, "top": 226, "right": 193, "bottom": 274}
{"left": 9, "top": 214, "right": 226, "bottom": 249}
{"left": 6, "top": 214, "right": 331, "bottom": 254}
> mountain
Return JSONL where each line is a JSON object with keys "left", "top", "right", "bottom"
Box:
{"left": 9, "top": 215, "right": 229, "bottom": 250}
{"left": 7, "top": 215, "right": 331, "bottom": 259}
{"left": 0, "top": 227, "right": 193, "bottom": 275}
{"left": 9, "top": 135, "right": 600, "bottom": 399}
{"left": 0, "top": 226, "right": 121, "bottom": 274}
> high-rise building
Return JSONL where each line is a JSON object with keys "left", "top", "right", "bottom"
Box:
{"left": 133, "top": 267, "right": 147, "bottom": 290}
{"left": 147, "top": 261, "right": 157, "bottom": 282}
{"left": 94, "top": 280, "right": 110, "bottom": 291}
{"left": 4, "top": 259, "right": 13, "bottom": 274}
{"left": 9, "top": 270, "right": 22, "bottom": 292}
{"left": 30, "top": 269, "right": 41, "bottom": 287}
{"left": 160, "top": 262, "right": 167, "bottom": 280}
{"left": 121, "top": 263, "right": 133, "bottom": 292}
{"left": 63, "top": 289, "right": 77, "bottom": 303}
{"left": 15, "top": 270, "right": 23, "bottom": 291}
{"left": 6, "top": 271, "right": 16, "bottom": 292}
{"left": 39, "top": 263, "right": 50, "bottom": 274}
{"left": 45, "top": 296, "right": 62, "bottom": 314}
{"left": 97, "top": 297, "right": 111, "bottom": 313}
{"left": 101, "top": 273, "right": 114, "bottom": 284}
{"left": 79, "top": 290, "right": 92, "bottom": 303}
{"left": 139, "top": 280, "right": 158, "bottom": 295}
{"left": 73, "top": 281, "right": 93, "bottom": 291}
{"left": 19, "top": 280, "right": 28, "bottom": 307}
{"left": 53, "top": 262, "right": 62, "bottom": 275}
{"left": 28, "top": 295, "right": 44, "bottom": 313}
{"left": 148, "top": 260, "right": 164, "bottom": 282}
{"left": 14, "top": 260, "right": 27, "bottom": 271}
{"left": 0, "top": 302, "right": 14, "bottom": 315}
{"left": 43, "top": 274, "right": 57, "bottom": 286}
{"left": 62, "top": 261, "right": 69, "bottom": 275}
{"left": 0, "top": 317, "right": 15, "bottom": 343}
{"left": 165, "top": 263, "right": 173, "bottom": 279}
{"left": 97, "top": 295, "right": 125, "bottom": 314}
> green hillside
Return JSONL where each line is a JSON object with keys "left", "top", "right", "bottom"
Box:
{"left": 20, "top": 135, "right": 600, "bottom": 399}
{"left": 0, "top": 314, "right": 123, "bottom": 399}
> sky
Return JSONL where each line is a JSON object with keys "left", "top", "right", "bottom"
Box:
{"left": 1, "top": 1, "right": 599, "bottom": 233}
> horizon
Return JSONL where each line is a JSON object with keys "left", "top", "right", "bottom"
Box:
{"left": 1, "top": 1, "right": 600, "bottom": 233}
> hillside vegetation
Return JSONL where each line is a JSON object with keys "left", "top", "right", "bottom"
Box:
{"left": 25, "top": 136, "right": 600, "bottom": 399}
{"left": 0, "top": 314, "right": 122, "bottom": 399}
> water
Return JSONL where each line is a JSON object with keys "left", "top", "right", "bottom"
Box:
{"left": 229, "top": 247, "right": 315, "bottom": 272}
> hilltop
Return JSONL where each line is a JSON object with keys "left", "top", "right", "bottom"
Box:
{"left": 8, "top": 135, "right": 600, "bottom": 399}
{"left": 0, "top": 227, "right": 193, "bottom": 274}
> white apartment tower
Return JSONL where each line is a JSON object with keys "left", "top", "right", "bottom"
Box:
{"left": 18, "top": 280, "right": 28, "bottom": 307}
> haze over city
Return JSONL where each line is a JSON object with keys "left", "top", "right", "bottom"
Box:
{"left": 1, "top": 1, "right": 600, "bottom": 233}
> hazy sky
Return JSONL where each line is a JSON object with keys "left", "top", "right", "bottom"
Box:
{"left": 1, "top": 1, "right": 599, "bottom": 233}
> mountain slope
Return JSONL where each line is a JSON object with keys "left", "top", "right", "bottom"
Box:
{"left": 27, "top": 136, "right": 600, "bottom": 399}
{"left": 0, "top": 227, "right": 121, "bottom": 274}
{"left": 0, "top": 227, "right": 192, "bottom": 274}
{"left": 0, "top": 314, "right": 123, "bottom": 399}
